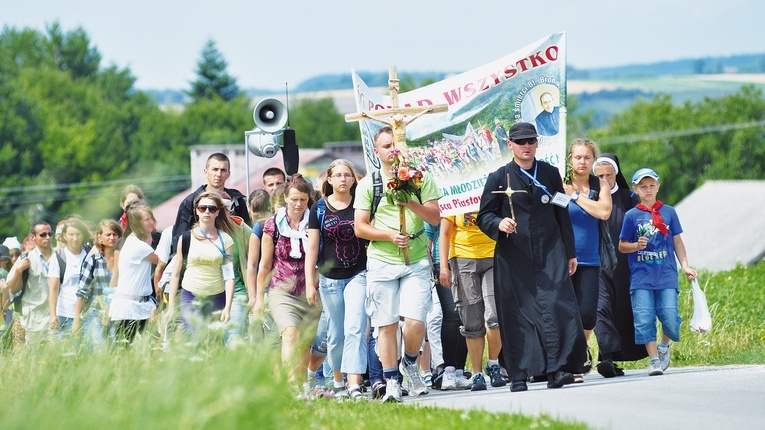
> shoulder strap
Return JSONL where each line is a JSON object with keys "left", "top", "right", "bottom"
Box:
{"left": 271, "top": 214, "right": 279, "bottom": 245}
{"left": 316, "top": 198, "right": 327, "bottom": 233}
{"left": 589, "top": 175, "right": 601, "bottom": 201}
{"left": 14, "top": 252, "right": 30, "bottom": 313}
{"left": 56, "top": 249, "right": 66, "bottom": 282}
{"left": 181, "top": 230, "right": 191, "bottom": 259}
{"left": 370, "top": 170, "right": 384, "bottom": 222}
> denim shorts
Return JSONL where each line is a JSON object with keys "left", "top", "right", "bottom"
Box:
{"left": 630, "top": 288, "right": 681, "bottom": 344}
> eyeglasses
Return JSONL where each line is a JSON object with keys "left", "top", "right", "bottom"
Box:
{"left": 197, "top": 205, "right": 220, "bottom": 213}
{"left": 514, "top": 138, "right": 537, "bottom": 146}
{"left": 331, "top": 173, "right": 354, "bottom": 179}
{"left": 38, "top": 232, "right": 53, "bottom": 238}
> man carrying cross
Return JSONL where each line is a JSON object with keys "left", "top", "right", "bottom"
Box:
{"left": 477, "top": 122, "right": 587, "bottom": 392}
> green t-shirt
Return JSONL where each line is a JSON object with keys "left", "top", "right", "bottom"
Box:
{"left": 354, "top": 170, "right": 441, "bottom": 265}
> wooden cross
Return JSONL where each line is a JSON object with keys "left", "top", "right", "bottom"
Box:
{"left": 345, "top": 66, "right": 448, "bottom": 156}
{"left": 492, "top": 173, "right": 527, "bottom": 235}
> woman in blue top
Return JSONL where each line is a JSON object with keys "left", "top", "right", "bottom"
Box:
{"left": 564, "top": 138, "right": 612, "bottom": 380}
{"left": 305, "top": 159, "right": 368, "bottom": 401}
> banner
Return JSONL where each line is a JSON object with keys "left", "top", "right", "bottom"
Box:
{"left": 350, "top": 32, "right": 567, "bottom": 216}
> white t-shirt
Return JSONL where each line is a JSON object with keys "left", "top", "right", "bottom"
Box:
{"left": 48, "top": 247, "right": 87, "bottom": 319}
{"left": 155, "top": 226, "right": 174, "bottom": 264}
{"left": 109, "top": 235, "right": 156, "bottom": 321}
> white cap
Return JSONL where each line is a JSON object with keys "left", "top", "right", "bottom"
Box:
{"left": 2, "top": 236, "right": 21, "bottom": 250}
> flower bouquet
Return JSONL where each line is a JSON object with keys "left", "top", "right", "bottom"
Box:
{"left": 386, "top": 148, "right": 424, "bottom": 264}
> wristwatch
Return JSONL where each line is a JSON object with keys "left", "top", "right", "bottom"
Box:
{"left": 571, "top": 191, "right": 580, "bottom": 201}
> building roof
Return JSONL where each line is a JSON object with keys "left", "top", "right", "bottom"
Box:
{"left": 674, "top": 180, "right": 765, "bottom": 272}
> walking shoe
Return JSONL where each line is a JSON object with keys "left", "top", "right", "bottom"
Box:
{"left": 314, "top": 385, "right": 329, "bottom": 399}
{"left": 547, "top": 371, "right": 575, "bottom": 388}
{"left": 371, "top": 380, "right": 386, "bottom": 400}
{"left": 658, "top": 344, "right": 671, "bottom": 371}
{"left": 614, "top": 363, "right": 625, "bottom": 376}
{"left": 484, "top": 364, "right": 508, "bottom": 387}
{"left": 471, "top": 373, "right": 487, "bottom": 391}
{"left": 441, "top": 367, "right": 457, "bottom": 390}
{"left": 597, "top": 360, "right": 618, "bottom": 378}
{"left": 423, "top": 370, "right": 432, "bottom": 386}
{"left": 399, "top": 359, "right": 429, "bottom": 396}
{"left": 583, "top": 349, "right": 593, "bottom": 375}
{"left": 573, "top": 373, "right": 584, "bottom": 383}
{"left": 334, "top": 389, "right": 350, "bottom": 402}
{"left": 455, "top": 370, "right": 472, "bottom": 390}
{"left": 349, "top": 387, "right": 364, "bottom": 402}
{"left": 296, "top": 382, "right": 313, "bottom": 400}
{"left": 648, "top": 358, "right": 663, "bottom": 376}
{"left": 381, "top": 378, "right": 403, "bottom": 403}
{"left": 510, "top": 379, "right": 528, "bottom": 392}
{"left": 431, "top": 369, "right": 445, "bottom": 390}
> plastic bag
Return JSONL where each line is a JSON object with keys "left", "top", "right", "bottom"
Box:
{"left": 689, "top": 279, "right": 712, "bottom": 333}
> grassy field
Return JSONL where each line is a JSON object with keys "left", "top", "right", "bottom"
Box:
{"left": 0, "top": 262, "right": 762, "bottom": 429}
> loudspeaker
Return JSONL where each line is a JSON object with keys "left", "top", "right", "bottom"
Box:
{"left": 246, "top": 131, "right": 280, "bottom": 158}
{"left": 253, "top": 98, "right": 288, "bottom": 133}
{"left": 281, "top": 128, "right": 299, "bottom": 176}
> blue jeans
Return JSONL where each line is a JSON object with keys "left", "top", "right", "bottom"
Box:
{"left": 631, "top": 288, "right": 681, "bottom": 344}
{"left": 80, "top": 310, "right": 109, "bottom": 349}
{"left": 58, "top": 316, "right": 74, "bottom": 339}
{"left": 367, "top": 328, "right": 383, "bottom": 384}
{"left": 225, "top": 294, "right": 248, "bottom": 344}
{"left": 319, "top": 270, "right": 368, "bottom": 375}
{"left": 310, "top": 307, "right": 329, "bottom": 357}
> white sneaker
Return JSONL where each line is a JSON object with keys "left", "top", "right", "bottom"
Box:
{"left": 455, "top": 370, "right": 472, "bottom": 390}
{"left": 381, "top": 378, "right": 403, "bottom": 403}
{"left": 648, "top": 359, "right": 663, "bottom": 376}
{"left": 399, "top": 359, "right": 429, "bottom": 396}
{"left": 658, "top": 344, "right": 671, "bottom": 371}
{"left": 441, "top": 366, "right": 457, "bottom": 390}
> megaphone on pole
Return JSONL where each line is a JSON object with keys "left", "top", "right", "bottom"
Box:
{"left": 253, "top": 98, "right": 288, "bottom": 133}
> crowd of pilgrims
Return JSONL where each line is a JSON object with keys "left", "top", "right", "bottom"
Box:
{"left": 0, "top": 133, "right": 674, "bottom": 402}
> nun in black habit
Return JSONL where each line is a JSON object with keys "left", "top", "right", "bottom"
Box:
{"left": 477, "top": 122, "right": 587, "bottom": 391}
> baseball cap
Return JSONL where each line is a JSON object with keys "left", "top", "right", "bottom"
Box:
{"left": 0, "top": 245, "right": 11, "bottom": 260}
{"left": 631, "top": 167, "right": 660, "bottom": 185}
{"left": 508, "top": 122, "right": 538, "bottom": 141}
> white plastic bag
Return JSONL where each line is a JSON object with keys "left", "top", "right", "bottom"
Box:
{"left": 689, "top": 279, "right": 712, "bottom": 333}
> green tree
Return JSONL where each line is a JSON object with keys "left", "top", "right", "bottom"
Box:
{"left": 288, "top": 97, "right": 360, "bottom": 148}
{"left": 187, "top": 40, "right": 240, "bottom": 102}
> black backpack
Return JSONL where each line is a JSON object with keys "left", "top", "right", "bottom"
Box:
{"left": 12, "top": 252, "right": 30, "bottom": 314}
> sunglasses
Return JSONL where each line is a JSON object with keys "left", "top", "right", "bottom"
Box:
{"left": 38, "top": 232, "right": 53, "bottom": 238}
{"left": 197, "top": 205, "right": 220, "bottom": 213}
{"left": 514, "top": 138, "right": 537, "bottom": 146}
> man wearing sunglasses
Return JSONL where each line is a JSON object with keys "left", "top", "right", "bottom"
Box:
{"left": 6, "top": 222, "right": 55, "bottom": 345}
{"left": 477, "top": 122, "right": 586, "bottom": 392}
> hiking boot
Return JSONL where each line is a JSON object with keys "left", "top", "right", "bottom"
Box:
{"left": 648, "top": 359, "right": 663, "bottom": 376}
{"left": 441, "top": 367, "right": 457, "bottom": 390}
{"left": 399, "top": 359, "right": 429, "bottom": 396}
{"left": 658, "top": 344, "right": 671, "bottom": 371}
{"left": 597, "top": 360, "right": 617, "bottom": 378}
{"left": 455, "top": 370, "right": 472, "bottom": 390}
{"left": 485, "top": 364, "right": 508, "bottom": 387}
{"left": 471, "top": 373, "right": 487, "bottom": 391}
{"left": 381, "top": 378, "right": 403, "bottom": 403}
{"left": 547, "top": 371, "right": 575, "bottom": 388}
{"left": 371, "top": 380, "right": 386, "bottom": 400}
{"left": 583, "top": 349, "right": 593, "bottom": 375}
{"left": 510, "top": 379, "right": 528, "bottom": 392}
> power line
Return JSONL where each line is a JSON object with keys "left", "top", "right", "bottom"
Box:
{"left": 0, "top": 175, "right": 190, "bottom": 194}
{"left": 599, "top": 120, "right": 765, "bottom": 145}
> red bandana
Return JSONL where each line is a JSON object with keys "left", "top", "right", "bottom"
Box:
{"left": 635, "top": 201, "right": 669, "bottom": 236}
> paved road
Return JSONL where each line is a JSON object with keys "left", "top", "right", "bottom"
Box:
{"left": 406, "top": 365, "right": 765, "bottom": 429}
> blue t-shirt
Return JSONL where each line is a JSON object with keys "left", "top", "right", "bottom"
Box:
{"left": 568, "top": 193, "right": 600, "bottom": 267}
{"left": 425, "top": 223, "right": 440, "bottom": 265}
{"left": 619, "top": 204, "right": 683, "bottom": 291}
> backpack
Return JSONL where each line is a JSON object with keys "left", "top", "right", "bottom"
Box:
{"left": 54, "top": 246, "right": 91, "bottom": 284}
{"left": 369, "top": 170, "right": 421, "bottom": 222}
{"left": 12, "top": 252, "right": 30, "bottom": 313}
{"left": 315, "top": 198, "right": 328, "bottom": 255}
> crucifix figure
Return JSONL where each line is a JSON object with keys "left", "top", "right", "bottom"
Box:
{"left": 492, "top": 172, "right": 527, "bottom": 236}
{"left": 346, "top": 66, "right": 448, "bottom": 264}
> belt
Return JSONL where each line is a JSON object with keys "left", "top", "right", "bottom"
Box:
{"left": 114, "top": 293, "right": 156, "bottom": 304}
{"left": 408, "top": 229, "right": 425, "bottom": 240}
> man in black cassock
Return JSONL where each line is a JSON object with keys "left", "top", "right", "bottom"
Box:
{"left": 477, "top": 122, "right": 587, "bottom": 392}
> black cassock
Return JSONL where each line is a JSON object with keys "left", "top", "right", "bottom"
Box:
{"left": 477, "top": 160, "right": 587, "bottom": 381}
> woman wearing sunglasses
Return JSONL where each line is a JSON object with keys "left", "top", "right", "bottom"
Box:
{"left": 166, "top": 192, "right": 235, "bottom": 339}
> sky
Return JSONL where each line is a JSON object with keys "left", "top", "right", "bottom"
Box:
{"left": 2, "top": 0, "right": 763, "bottom": 91}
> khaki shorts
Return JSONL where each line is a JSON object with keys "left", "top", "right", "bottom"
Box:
{"left": 267, "top": 289, "right": 322, "bottom": 338}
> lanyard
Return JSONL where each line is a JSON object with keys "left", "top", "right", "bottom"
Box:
{"left": 519, "top": 162, "right": 552, "bottom": 197}
{"left": 199, "top": 228, "right": 231, "bottom": 259}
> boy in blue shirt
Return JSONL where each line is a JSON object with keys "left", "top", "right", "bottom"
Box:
{"left": 619, "top": 168, "right": 697, "bottom": 376}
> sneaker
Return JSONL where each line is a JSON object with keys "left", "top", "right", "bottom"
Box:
{"left": 484, "top": 364, "right": 508, "bottom": 387}
{"left": 441, "top": 367, "right": 457, "bottom": 390}
{"left": 431, "top": 369, "right": 445, "bottom": 390}
{"left": 648, "top": 359, "right": 663, "bottom": 376}
{"left": 314, "top": 385, "right": 328, "bottom": 399}
{"left": 371, "top": 380, "right": 386, "bottom": 400}
{"left": 423, "top": 370, "right": 432, "bottom": 386}
{"left": 583, "top": 349, "right": 592, "bottom": 375}
{"left": 510, "top": 379, "right": 528, "bottom": 392}
{"left": 381, "top": 378, "right": 403, "bottom": 403}
{"left": 597, "top": 360, "right": 617, "bottom": 378}
{"left": 573, "top": 373, "right": 584, "bottom": 383}
{"left": 334, "top": 389, "right": 350, "bottom": 402}
{"left": 547, "top": 371, "right": 574, "bottom": 389}
{"left": 349, "top": 387, "right": 364, "bottom": 402}
{"left": 296, "top": 382, "right": 313, "bottom": 400}
{"left": 399, "top": 359, "right": 429, "bottom": 396}
{"left": 455, "top": 370, "right": 472, "bottom": 390}
{"left": 471, "top": 373, "right": 487, "bottom": 391}
{"left": 658, "top": 344, "right": 671, "bottom": 371}
{"left": 614, "top": 364, "right": 625, "bottom": 376}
